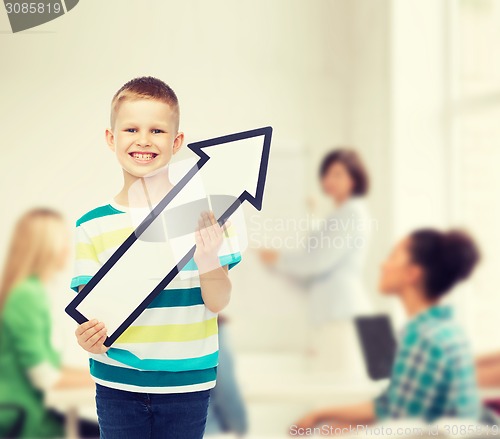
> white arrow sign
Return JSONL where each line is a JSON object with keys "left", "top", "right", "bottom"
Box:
{"left": 65, "top": 126, "right": 272, "bottom": 346}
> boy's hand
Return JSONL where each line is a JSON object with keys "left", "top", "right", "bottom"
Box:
{"left": 75, "top": 319, "right": 109, "bottom": 354}
{"left": 194, "top": 211, "right": 228, "bottom": 273}
{"left": 258, "top": 247, "right": 279, "bottom": 266}
{"left": 292, "top": 412, "right": 320, "bottom": 432}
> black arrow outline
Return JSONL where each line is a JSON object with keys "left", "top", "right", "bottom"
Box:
{"left": 65, "top": 126, "right": 272, "bottom": 347}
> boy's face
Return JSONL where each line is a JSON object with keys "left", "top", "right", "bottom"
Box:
{"left": 105, "top": 99, "right": 183, "bottom": 179}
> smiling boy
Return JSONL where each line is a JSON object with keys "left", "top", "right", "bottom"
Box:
{"left": 71, "top": 76, "right": 241, "bottom": 438}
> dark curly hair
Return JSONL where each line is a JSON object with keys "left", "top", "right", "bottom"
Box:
{"left": 409, "top": 229, "right": 480, "bottom": 300}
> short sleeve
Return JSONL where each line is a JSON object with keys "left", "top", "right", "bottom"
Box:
{"left": 70, "top": 223, "right": 101, "bottom": 292}
{"left": 217, "top": 222, "right": 242, "bottom": 270}
{"left": 3, "top": 286, "right": 61, "bottom": 370}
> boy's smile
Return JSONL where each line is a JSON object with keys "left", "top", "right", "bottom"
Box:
{"left": 129, "top": 151, "right": 158, "bottom": 164}
{"left": 105, "top": 99, "right": 183, "bottom": 180}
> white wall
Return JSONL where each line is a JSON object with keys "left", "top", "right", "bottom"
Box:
{"left": 338, "top": 0, "right": 455, "bottom": 322}
{"left": 339, "top": 0, "right": 393, "bottom": 312}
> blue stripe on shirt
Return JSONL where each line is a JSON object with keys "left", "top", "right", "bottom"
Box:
{"left": 90, "top": 358, "right": 217, "bottom": 387}
{"left": 106, "top": 348, "right": 218, "bottom": 371}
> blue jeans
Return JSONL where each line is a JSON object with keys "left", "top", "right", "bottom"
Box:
{"left": 95, "top": 383, "right": 210, "bottom": 439}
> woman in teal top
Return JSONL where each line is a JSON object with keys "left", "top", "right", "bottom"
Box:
{"left": 293, "top": 228, "right": 481, "bottom": 430}
{"left": 0, "top": 208, "right": 99, "bottom": 438}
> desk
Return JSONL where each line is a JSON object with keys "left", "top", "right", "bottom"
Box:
{"left": 480, "top": 387, "right": 500, "bottom": 400}
{"left": 45, "top": 387, "right": 96, "bottom": 439}
{"left": 44, "top": 375, "right": 385, "bottom": 438}
{"left": 241, "top": 372, "right": 387, "bottom": 404}
{"left": 45, "top": 387, "right": 499, "bottom": 439}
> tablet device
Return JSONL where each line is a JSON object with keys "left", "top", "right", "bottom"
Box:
{"left": 355, "top": 315, "right": 397, "bottom": 380}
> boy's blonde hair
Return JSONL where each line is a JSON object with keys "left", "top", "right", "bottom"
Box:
{"left": 110, "top": 76, "right": 180, "bottom": 132}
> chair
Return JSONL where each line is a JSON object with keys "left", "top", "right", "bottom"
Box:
{"left": 0, "top": 404, "right": 26, "bottom": 439}
{"left": 480, "top": 404, "right": 500, "bottom": 426}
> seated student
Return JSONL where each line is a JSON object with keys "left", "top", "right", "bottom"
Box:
{"left": 0, "top": 208, "right": 99, "bottom": 438}
{"left": 294, "top": 228, "right": 481, "bottom": 430}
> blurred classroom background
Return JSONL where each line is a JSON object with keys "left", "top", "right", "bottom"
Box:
{"left": 1, "top": 0, "right": 500, "bottom": 437}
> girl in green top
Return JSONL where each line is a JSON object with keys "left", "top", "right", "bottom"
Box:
{"left": 0, "top": 208, "right": 99, "bottom": 438}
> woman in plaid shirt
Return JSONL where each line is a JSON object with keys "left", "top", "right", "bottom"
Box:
{"left": 294, "top": 228, "right": 481, "bottom": 430}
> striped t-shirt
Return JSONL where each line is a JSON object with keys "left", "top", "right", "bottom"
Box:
{"left": 70, "top": 199, "right": 242, "bottom": 393}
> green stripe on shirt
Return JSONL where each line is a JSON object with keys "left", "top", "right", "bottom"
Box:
{"left": 76, "top": 204, "right": 124, "bottom": 227}
{"left": 106, "top": 348, "right": 218, "bottom": 371}
{"left": 148, "top": 288, "right": 204, "bottom": 308}
{"left": 90, "top": 358, "right": 216, "bottom": 387}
